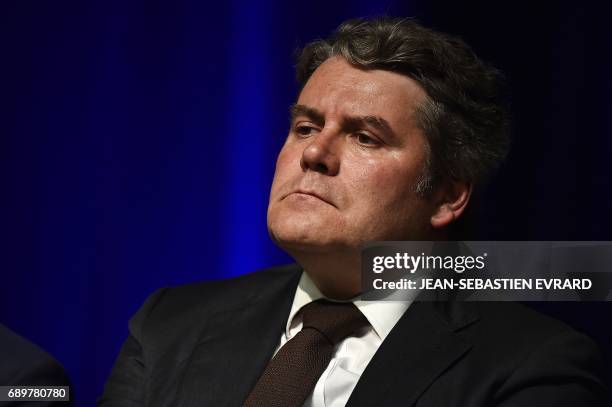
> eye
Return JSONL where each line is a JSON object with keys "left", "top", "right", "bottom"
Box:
{"left": 355, "top": 132, "right": 381, "bottom": 146}
{"left": 294, "top": 125, "right": 318, "bottom": 137}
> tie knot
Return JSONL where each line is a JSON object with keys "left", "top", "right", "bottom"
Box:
{"left": 300, "top": 299, "right": 368, "bottom": 345}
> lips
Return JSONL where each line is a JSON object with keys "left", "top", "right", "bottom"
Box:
{"left": 284, "top": 189, "right": 335, "bottom": 207}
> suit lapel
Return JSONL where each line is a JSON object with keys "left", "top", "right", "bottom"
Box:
{"left": 347, "top": 301, "right": 478, "bottom": 407}
{"left": 176, "top": 268, "right": 301, "bottom": 407}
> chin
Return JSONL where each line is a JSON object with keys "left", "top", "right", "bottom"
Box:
{"left": 268, "top": 224, "right": 351, "bottom": 254}
{"left": 267, "top": 205, "right": 357, "bottom": 250}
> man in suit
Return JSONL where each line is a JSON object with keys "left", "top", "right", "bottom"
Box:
{"left": 100, "top": 17, "right": 607, "bottom": 406}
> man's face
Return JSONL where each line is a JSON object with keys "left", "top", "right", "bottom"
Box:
{"left": 267, "top": 57, "right": 436, "bottom": 253}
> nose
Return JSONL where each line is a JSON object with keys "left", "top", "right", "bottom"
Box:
{"left": 300, "top": 128, "right": 341, "bottom": 175}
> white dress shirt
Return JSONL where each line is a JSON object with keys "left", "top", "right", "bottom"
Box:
{"left": 274, "top": 272, "right": 413, "bottom": 407}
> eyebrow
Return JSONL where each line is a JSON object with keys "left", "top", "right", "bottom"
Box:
{"left": 290, "top": 104, "right": 325, "bottom": 127}
{"left": 289, "top": 103, "right": 395, "bottom": 138}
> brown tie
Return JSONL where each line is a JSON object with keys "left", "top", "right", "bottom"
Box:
{"left": 242, "top": 299, "right": 368, "bottom": 407}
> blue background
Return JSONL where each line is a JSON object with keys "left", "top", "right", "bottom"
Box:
{"left": 1, "top": 0, "right": 611, "bottom": 405}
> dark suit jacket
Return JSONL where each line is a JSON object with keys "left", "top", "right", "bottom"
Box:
{"left": 100, "top": 264, "right": 608, "bottom": 406}
{"left": 0, "top": 324, "right": 72, "bottom": 406}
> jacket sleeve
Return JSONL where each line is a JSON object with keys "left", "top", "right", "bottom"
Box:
{"left": 98, "top": 288, "right": 170, "bottom": 407}
{"left": 496, "top": 330, "right": 608, "bottom": 407}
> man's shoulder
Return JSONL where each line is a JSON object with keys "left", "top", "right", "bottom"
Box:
{"left": 456, "top": 302, "right": 603, "bottom": 377}
{"left": 128, "top": 264, "right": 301, "bottom": 342}
{"left": 163, "top": 263, "right": 301, "bottom": 309}
{"left": 469, "top": 301, "right": 583, "bottom": 341}
{"left": 414, "top": 301, "right": 608, "bottom": 404}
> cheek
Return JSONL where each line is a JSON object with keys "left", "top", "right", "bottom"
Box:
{"left": 349, "top": 156, "right": 416, "bottom": 203}
{"left": 276, "top": 144, "right": 297, "bottom": 168}
{"left": 270, "top": 144, "right": 300, "bottom": 193}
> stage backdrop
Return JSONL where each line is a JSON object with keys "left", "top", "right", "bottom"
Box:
{"left": 1, "top": 0, "right": 610, "bottom": 405}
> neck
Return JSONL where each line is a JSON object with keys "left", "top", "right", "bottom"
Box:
{"left": 282, "top": 229, "right": 449, "bottom": 300}
{"left": 288, "top": 249, "right": 362, "bottom": 300}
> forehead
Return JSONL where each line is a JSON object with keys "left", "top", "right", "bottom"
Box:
{"left": 297, "top": 57, "right": 427, "bottom": 129}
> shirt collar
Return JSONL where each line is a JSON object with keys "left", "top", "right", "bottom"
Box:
{"left": 286, "top": 271, "right": 412, "bottom": 342}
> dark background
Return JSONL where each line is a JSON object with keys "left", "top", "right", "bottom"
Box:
{"left": 1, "top": 0, "right": 610, "bottom": 405}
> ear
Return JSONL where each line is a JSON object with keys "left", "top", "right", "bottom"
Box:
{"left": 430, "top": 180, "right": 472, "bottom": 229}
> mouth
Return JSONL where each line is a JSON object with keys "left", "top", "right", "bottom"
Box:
{"left": 283, "top": 189, "right": 336, "bottom": 208}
